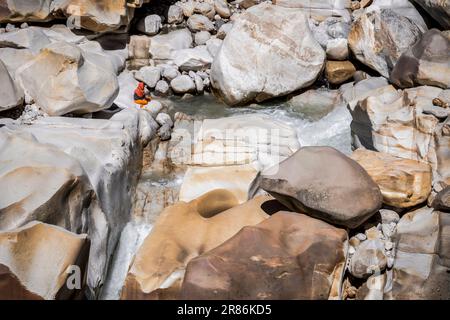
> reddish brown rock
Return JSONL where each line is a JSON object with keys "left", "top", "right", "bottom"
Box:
{"left": 179, "top": 212, "right": 348, "bottom": 300}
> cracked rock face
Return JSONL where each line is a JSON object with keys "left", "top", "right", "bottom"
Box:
{"left": 180, "top": 212, "right": 348, "bottom": 300}
{"left": 387, "top": 207, "right": 450, "bottom": 299}
{"left": 391, "top": 29, "right": 450, "bottom": 90}
{"left": 210, "top": 2, "right": 325, "bottom": 106}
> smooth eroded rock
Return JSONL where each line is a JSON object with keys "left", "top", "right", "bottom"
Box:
{"left": 387, "top": 207, "right": 450, "bottom": 299}
{"left": 121, "top": 191, "right": 272, "bottom": 299}
{"left": 180, "top": 212, "right": 348, "bottom": 299}
{"left": 0, "top": 221, "right": 89, "bottom": 300}
{"left": 260, "top": 146, "right": 382, "bottom": 228}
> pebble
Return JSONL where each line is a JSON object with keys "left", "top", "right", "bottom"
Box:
{"left": 356, "top": 233, "right": 367, "bottom": 241}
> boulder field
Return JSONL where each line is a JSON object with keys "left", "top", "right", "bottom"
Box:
{"left": 0, "top": 0, "right": 449, "bottom": 301}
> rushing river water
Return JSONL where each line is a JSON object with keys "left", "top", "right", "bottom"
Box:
{"left": 161, "top": 93, "right": 353, "bottom": 154}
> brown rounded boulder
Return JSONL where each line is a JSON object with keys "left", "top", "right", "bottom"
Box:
{"left": 259, "top": 146, "right": 382, "bottom": 228}
{"left": 179, "top": 212, "right": 348, "bottom": 300}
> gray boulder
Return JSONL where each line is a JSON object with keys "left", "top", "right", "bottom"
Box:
{"left": 161, "top": 65, "right": 181, "bottom": 81}
{"left": 135, "top": 66, "right": 161, "bottom": 89}
{"left": 259, "top": 146, "right": 382, "bottom": 228}
{"left": 171, "top": 75, "right": 196, "bottom": 94}
{"left": 391, "top": 29, "right": 450, "bottom": 89}
{"left": 172, "top": 45, "right": 213, "bottom": 71}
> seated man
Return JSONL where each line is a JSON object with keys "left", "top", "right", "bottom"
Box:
{"left": 134, "top": 82, "right": 151, "bottom": 108}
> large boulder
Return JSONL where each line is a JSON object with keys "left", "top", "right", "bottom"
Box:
{"left": 1, "top": 108, "right": 155, "bottom": 298}
{"left": 386, "top": 207, "right": 450, "bottom": 299}
{"left": 273, "top": 0, "right": 352, "bottom": 22}
{"left": 170, "top": 75, "right": 196, "bottom": 94}
{"left": 411, "top": 0, "right": 450, "bottom": 29}
{"left": 391, "top": 29, "right": 450, "bottom": 89}
{"left": 121, "top": 191, "right": 271, "bottom": 299}
{"left": 352, "top": 149, "right": 432, "bottom": 208}
{"left": 0, "top": 27, "right": 52, "bottom": 54}
{"left": 0, "top": 130, "right": 94, "bottom": 232}
{"left": 210, "top": 2, "right": 325, "bottom": 106}
{"left": 172, "top": 45, "right": 213, "bottom": 71}
{"left": 171, "top": 114, "right": 299, "bottom": 205}
{"left": 0, "top": 58, "right": 23, "bottom": 112}
{"left": 259, "top": 146, "right": 382, "bottom": 228}
{"left": 339, "top": 76, "right": 389, "bottom": 109}
{"left": 0, "top": 0, "right": 55, "bottom": 22}
{"left": 0, "top": 221, "right": 89, "bottom": 300}
{"left": 180, "top": 212, "right": 348, "bottom": 299}
{"left": 16, "top": 41, "right": 119, "bottom": 116}
{"left": 0, "top": 0, "right": 150, "bottom": 33}
{"left": 348, "top": 9, "right": 422, "bottom": 78}
{"left": 149, "top": 28, "right": 193, "bottom": 62}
